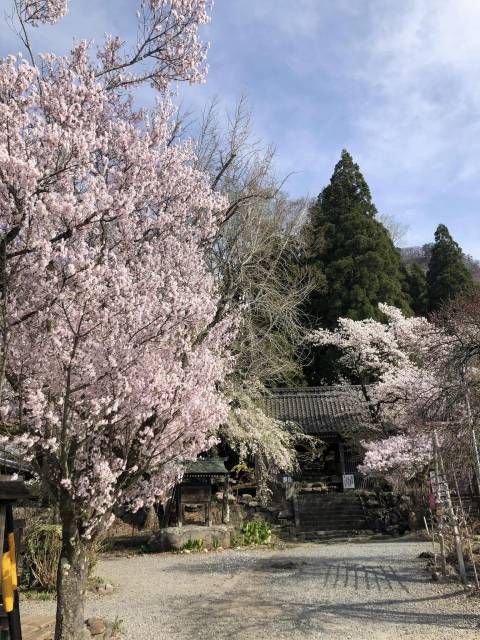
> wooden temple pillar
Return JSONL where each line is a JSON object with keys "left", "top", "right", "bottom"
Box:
{"left": 222, "top": 474, "right": 229, "bottom": 524}
{"left": 338, "top": 441, "right": 346, "bottom": 476}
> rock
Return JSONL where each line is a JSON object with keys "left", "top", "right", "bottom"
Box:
{"left": 87, "top": 618, "right": 107, "bottom": 636}
{"left": 147, "top": 524, "right": 234, "bottom": 551}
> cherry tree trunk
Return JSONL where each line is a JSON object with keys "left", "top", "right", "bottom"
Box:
{"left": 55, "top": 509, "right": 89, "bottom": 640}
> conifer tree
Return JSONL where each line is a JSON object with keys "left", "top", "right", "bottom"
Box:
{"left": 303, "top": 150, "right": 411, "bottom": 382}
{"left": 305, "top": 150, "right": 410, "bottom": 328}
{"left": 427, "top": 224, "right": 473, "bottom": 312}
{"left": 405, "top": 263, "right": 428, "bottom": 316}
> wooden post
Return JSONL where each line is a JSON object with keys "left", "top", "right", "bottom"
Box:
{"left": 177, "top": 487, "right": 183, "bottom": 527}
{"left": 452, "top": 470, "right": 480, "bottom": 590}
{"left": 222, "top": 475, "right": 229, "bottom": 524}
{"left": 338, "top": 441, "right": 346, "bottom": 475}
{"left": 207, "top": 501, "right": 212, "bottom": 527}
{"left": 434, "top": 430, "right": 467, "bottom": 585}
{"left": 432, "top": 435, "right": 447, "bottom": 576}
{"left": 462, "top": 365, "right": 480, "bottom": 496}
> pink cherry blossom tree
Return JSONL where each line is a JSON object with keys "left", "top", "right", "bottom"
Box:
{"left": 0, "top": 2, "right": 232, "bottom": 638}
{"left": 310, "top": 304, "right": 436, "bottom": 420}
{"left": 310, "top": 302, "right": 480, "bottom": 487}
{"left": 309, "top": 305, "right": 440, "bottom": 480}
{"left": 359, "top": 434, "right": 432, "bottom": 482}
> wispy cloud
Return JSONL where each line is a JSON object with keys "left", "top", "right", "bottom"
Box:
{"left": 348, "top": 0, "right": 480, "bottom": 255}
{"left": 0, "top": 0, "right": 478, "bottom": 256}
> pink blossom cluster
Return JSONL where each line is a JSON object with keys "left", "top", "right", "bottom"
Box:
{"left": 310, "top": 304, "right": 433, "bottom": 383}
{"left": 359, "top": 434, "right": 432, "bottom": 480}
{"left": 309, "top": 304, "right": 448, "bottom": 478}
{"left": 16, "top": 0, "right": 212, "bottom": 93}
{"left": 97, "top": 0, "right": 212, "bottom": 92}
{"left": 19, "top": 0, "right": 68, "bottom": 25}
{"left": 0, "top": 35, "right": 231, "bottom": 537}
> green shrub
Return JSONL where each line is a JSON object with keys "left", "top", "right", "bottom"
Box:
{"left": 231, "top": 463, "right": 255, "bottom": 482}
{"left": 181, "top": 538, "right": 205, "bottom": 552}
{"left": 23, "top": 525, "right": 62, "bottom": 592}
{"left": 22, "top": 525, "right": 102, "bottom": 592}
{"left": 238, "top": 521, "right": 272, "bottom": 546}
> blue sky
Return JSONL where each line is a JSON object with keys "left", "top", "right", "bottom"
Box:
{"left": 1, "top": 0, "right": 480, "bottom": 256}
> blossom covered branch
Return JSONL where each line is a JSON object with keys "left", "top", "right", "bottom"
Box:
{"left": 0, "top": 0, "right": 230, "bottom": 542}
{"left": 15, "top": 0, "right": 212, "bottom": 92}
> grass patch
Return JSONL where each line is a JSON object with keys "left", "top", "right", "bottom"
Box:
{"left": 181, "top": 538, "right": 205, "bottom": 552}
{"left": 23, "top": 590, "right": 54, "bottom": 601}
{"left": 112, "top": 616, "right": 124, "bottom": 635}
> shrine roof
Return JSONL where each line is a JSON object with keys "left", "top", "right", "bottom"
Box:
{"left": 265, "top": 386, "right": 368, "bottom": 436}
{"left": 183, "top": 458, "right": 229, "bottom": 476}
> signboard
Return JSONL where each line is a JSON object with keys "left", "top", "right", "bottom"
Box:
{"left": 342, "top": 474, "right": 355, "bottom": 490}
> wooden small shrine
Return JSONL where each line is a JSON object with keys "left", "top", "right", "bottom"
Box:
{"left": 177, "top": 458, "right": 229, "bottom": 527}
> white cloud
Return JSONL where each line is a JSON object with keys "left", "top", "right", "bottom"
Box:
{"left": 357, "top": 0, "right": 480, "bottom": 183}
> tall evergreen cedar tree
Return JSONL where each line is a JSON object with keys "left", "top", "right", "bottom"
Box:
{"left": 427, "top": 224, "right": 474, "bottom": 312}
{"left": 303, "top": 150, "right": 411, "bottom": 383}
{"left": 405, "top": 263, "right": 428, "bottom": 316}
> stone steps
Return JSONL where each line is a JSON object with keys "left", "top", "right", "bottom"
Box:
{"left": 300, "top": 529, "right": 367, "bottom": 541}
{"left": 296, "top": 493, "right": 366, "bottom": 532}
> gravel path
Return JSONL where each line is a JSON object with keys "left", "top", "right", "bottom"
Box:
{"left": 24, "top": 539, "right": 480, "bottom": 639}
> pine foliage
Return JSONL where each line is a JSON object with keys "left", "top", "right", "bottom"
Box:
{"left": 426, "top": 224, "right": 474, "bottom": 312}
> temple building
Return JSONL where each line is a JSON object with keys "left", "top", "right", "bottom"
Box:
{"left": 265, "top": 386, "right": 370, "bottom": 492}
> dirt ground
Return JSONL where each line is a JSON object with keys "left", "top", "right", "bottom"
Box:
{"left": 23, "top": 538, "right": 480, "bottom": 640}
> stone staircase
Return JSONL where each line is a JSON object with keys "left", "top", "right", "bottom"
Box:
{"left": 294, "top": 492, "right": 367, "bottom": 534}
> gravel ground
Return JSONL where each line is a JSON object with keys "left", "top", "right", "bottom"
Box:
{"left": 23, "top": 539, "right": 480, "bottom": 640}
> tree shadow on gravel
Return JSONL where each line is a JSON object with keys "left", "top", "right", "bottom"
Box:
{"left": 168, "top": 588, "right": 479, "bottom": 639}
{"left": 171, "top": 553, "right": 429, "bottom": 590}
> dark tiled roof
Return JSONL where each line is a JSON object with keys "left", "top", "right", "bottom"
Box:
{"left": 265, "top": 386, "right": 367, "bottom": 435}
{"left": 183, "top": 457, "right": 229, "bottom": 476}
